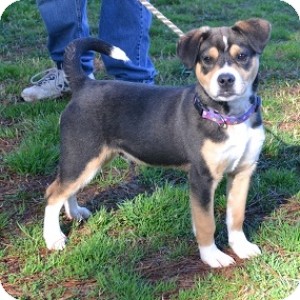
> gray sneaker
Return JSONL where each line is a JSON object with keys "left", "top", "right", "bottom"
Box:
{"left": 21, "top": 68, "right": 70, "bottom": 102}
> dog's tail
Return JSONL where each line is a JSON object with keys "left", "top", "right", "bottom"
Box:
{"left": 63, "top": 37, "right": 130, "bottom": 91}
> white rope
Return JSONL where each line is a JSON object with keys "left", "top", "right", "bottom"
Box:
{"left": 138, "top": 0, "right": 184, "bottom": 37}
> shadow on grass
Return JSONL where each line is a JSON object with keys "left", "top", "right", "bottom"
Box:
{"left": 1, "top": 125, "right": 298, "bottom": 299}
{"left": 57, "top": 126, "right": 298, "bottom": 298}
{"left": 244, "top": 127, "right": 299, "bottom": 232}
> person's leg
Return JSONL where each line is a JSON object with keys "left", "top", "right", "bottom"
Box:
{"left": 99, "top": 0, "right": 157, "bottom": 83}
{"left": 22, "top": 0, "right": 94, "bottom": 101}
{"left": 38, "top": 0, "right": 93, "bottom": 74}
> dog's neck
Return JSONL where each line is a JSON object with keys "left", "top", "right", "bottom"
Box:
{"left": 195, "top": 85, "right": 257, "bottom": 117}
{"left": 194, "top": 84, "right": 261, "bottom": 128}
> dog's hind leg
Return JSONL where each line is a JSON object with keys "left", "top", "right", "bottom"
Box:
{"left": 63, "top": 146, "right": 115, "bottom": 220}
{"left": 43, "top": 179, "right": 71, "bottom": 250}
{"left": 43, "top": 146, "right": 115, "bottom": 250}
{"left": 64, "top": 195, "right": 92, "bottom": 221}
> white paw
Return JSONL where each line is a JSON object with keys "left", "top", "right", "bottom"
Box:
{"left": 229, "top": 231, "right": 261, "bottom": 259}
{"left": 65, "top": 199, "right": 92, "bottom": 221}
{"left": 68, "top": 206, "right": 92, "bottom": 221}
{"left": 231, "top": 240, "right": 261, "bottom": 259}
{"left": 199, "top": 243, "right": 235, "bottom": 268}
{"left": 44, "top": 231, "right": 67, "bottom": 250}
{"left": 44, "top": 203, "right": 66, "bottom": 250}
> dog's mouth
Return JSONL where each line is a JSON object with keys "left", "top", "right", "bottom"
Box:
{"left": 215, "top": 91, "right": 239, "bottom": 102}
{"left": 219, "top": 90, "right": 235, "bottom": 97}
{"left": 215, "top": 84, "right": 249, "bottom": 102}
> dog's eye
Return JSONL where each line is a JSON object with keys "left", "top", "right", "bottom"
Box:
{"left": 237, "top": 53, "right": 248, "bottom": 62}
{"left": 202, "top": 56, "right": 213, "bottom": 65}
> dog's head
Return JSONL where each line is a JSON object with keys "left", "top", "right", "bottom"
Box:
{"left": 177, "top": 18, "right": 271, "bottom": 102}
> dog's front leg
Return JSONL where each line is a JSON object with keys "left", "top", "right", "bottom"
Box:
{"left": 189, "top": 166, "right": 235, "bottom": 268}
{"left": 226, "top": 164, "right": 261, "bottom": 259}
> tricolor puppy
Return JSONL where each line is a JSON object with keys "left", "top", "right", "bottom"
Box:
{"left": 44, "top": 18, "right": 271, "bottom": 268}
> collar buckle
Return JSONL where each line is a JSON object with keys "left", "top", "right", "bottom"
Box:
{"left": 218, "top": 114, "right": 228, "bottom": 129}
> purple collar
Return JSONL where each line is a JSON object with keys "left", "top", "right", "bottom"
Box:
{"left": 194, "top": 95, "right": 261, "bottom": 128}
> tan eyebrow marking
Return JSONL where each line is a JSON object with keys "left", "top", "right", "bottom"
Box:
{"left": 229, "top": 44, "right": 242, "bottom": 57}
{"left": 208, "top": 47, "right": 219, "bottom": 60}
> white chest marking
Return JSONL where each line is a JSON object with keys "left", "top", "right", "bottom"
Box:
{"left": 201, "top": 123, "right": 265, "bottom": 178}
{"left": 222, "top": 123, "right": 265, "bottom": 172}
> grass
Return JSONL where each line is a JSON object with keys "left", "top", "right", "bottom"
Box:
{"left": 0, "top": 0, "right": 299, "bottom": 299}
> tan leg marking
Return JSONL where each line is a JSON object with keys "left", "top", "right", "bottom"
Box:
{"left": 191, "top": 183, "right": 236, "bottom": 267}
{"left": 226, "top": 164, "right": 256, "bottom": 231}
{"left": 190, "top": 191, "right": 215, "bottom": 246}
{"left": 44, "top": 146, "right": 115, "bottom": 250}
{"left": 46, "top": 146, "right": 115, "bottom": 205}
{"left": 192, "top": 139, "right": 229, "bottom": 246}
{"left": 227, "top": 164, "right": 262, "bottom": 259}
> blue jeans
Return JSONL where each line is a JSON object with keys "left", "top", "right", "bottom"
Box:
{"left": 37, "top": 0, "right": 156, "bottom": 83}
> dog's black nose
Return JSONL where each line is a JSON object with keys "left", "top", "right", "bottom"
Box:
{"left": 217, "top": 73, "right": 235, "bottom": 88}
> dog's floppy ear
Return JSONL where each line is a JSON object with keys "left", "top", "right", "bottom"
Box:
{"left": 232, "top": 18, "right": 271, "bottom": 54}
{"left": 177, "top": 27, "right": 210, "bottom": 69}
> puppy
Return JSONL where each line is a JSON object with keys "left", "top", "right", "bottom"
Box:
{"left": 43, "top": 18, "right": 271, "bottom": 268}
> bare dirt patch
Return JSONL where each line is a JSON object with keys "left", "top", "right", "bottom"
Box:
{"left": 137, "top": 247, "right": 247, "bottom": 299}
